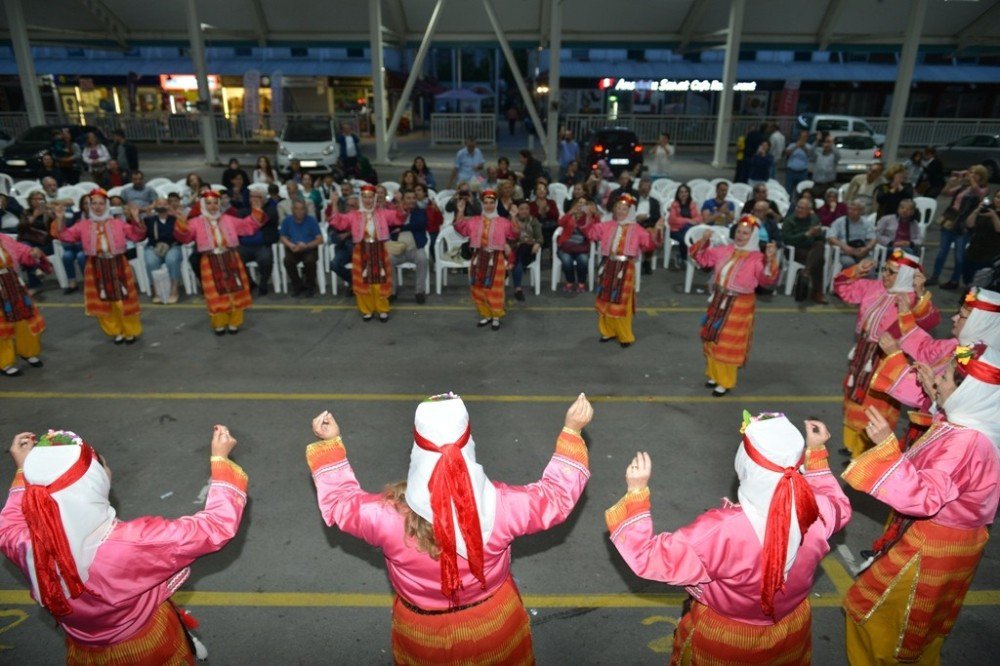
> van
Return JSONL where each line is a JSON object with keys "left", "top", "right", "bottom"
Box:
{"left": 796, "top": 114, "right": 885, "bottom": 146}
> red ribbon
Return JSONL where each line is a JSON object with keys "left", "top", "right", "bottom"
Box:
{"left": 741, "top": 435, "right": 819, "bottom": 619}
{"left": 968, "top": 297, "right": 1000, "bottom": 314}
{"left": 21, "top": 445, "right": 95, "bottom": 617}
{"left": 960, "top": 356, "right": 1000, "bottom": 385}
{"left": 890, "top": 250, "right": 922, "bottom": 271}
{"left": 412, "top": 424, "right": 486, "bottom": 600}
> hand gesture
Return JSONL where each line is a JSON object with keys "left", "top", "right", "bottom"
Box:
{"left": 912, "top": 271, "right": 926, "bottom": 296}
{"left": 625, "top": 452, "right": 651, "bottom": 492}
{"left": 864, "top": 406, "right": 893, "bottom": 445}
{"left": 914, "top": 363, "right": 937, "bottom": 398}
{"left": 9, "top": 432, "right": 37, "bottom": 468}
{"left": 895, "top": 292, "right": 911, "bottom": 314}
{"left": 654, "top": 217, "right": 665, "bottom": 231}
{"left": 52, "top": 204, "right": 66, "bottom": 220}
{"left": 29, "top": 247, "right": 45, "bottom": 260}
{"left": 857, "top": 258, "right": 875, "bottom": 276}
{"left": 803, "top": 420, "right": 830, "bottom": 450}
{"left": 312, "top": 410, "right": 340, "bottom": 440}
{"left": 878, "top": 331, "right": 900, "bottom": 355}
{"left": 765, "top": 241, "right": 777, "bottom": 259}
{"left": 211, "top": 424, "right": 237, "bottom": 459}
{"left": 701, "top": 229, "right": 713, "bottom": 242}
{"left": 531, "top": 243, "right": 541, "bottom": 255}
{"left": 563, "top": 393, "right": 593, "bottom": 432}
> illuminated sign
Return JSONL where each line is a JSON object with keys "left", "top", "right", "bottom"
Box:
{"left": 599, "top": 78, "right": 757, "bottom": 93}
{"left": 159, "top": 74, "right": 220, "bottom": 91}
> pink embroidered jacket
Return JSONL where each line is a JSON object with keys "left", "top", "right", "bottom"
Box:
{"left": 57, "top": 218, "right": 146, "bottom": 256}
{"left": 0, "top": 235, "right": 41, "bottom": 272}
{"left": 691, "top": 242, "right": 779, "bottom": 294}
{"left": 173, "top": 212, "right": 264, "bottom": 252}
{"left": 306, "top": 430, "right": 590, "bottom": 611}
{"left": 606, "top": 449, "right": 850, "bottom": 625}
{"left": 843, "top": 422, "right": 999, "bottom": 530}
{"left": 454, "top": 215, "right": 519, "bottom": 251}
{"left": 833, "top": 265, "right": 939, "bottom": 341}
{"left": 330, "top": 208, "right": 405, "bottom": 242}
{"left": 584, "top": 220, "right": 660, "bottom": 258}
{"left": 0, "top": 458, "right": 248, "bottom": 647}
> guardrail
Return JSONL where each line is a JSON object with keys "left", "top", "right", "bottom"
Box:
{"left": 429, "top": 113, "right": 496, "bottom": 146}
{"left": 0, "top": 112, "right": 361, "bottom": 144}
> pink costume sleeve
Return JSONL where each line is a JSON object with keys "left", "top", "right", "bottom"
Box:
{"left": 899, "top": 311, "right": 952, "bottom": 365}
{"left": 228, "top": 210, "right": 265, "bottom": 236}
{"left": 7, "top": 240, "right": 40, "bottom": 269}
{"left": 636, "top": 226, "right": 662, "bottom": 252}
{"left": 387, "top": 209, "right": 406, "bottom": 228}
{"left": 0, "top": 472, "right": 29, "bottom": 572}
{"left": 690, "top": 239, "right": 727, "bottom": 269}
{"left": 755, "top": 254, "right": 780, "bottom": 288}
{"left": 121, "top": 219, "right": 146, "bottom": 243}
{"left": 886, "top": 366, "right": 934, "bottom": 411}
{"left": 801, "top": 449, "right": 852, "bottom": 537}
{"left": 582, "top": 219, "right": 605, "bottom": 243}
{"left": 58, "top": 222, "right": 84, "bottom": 244}
{"left": 173, "top": 219, "right": 196, "bottom": 244}
{"left": 833, "top": 264, "right": 873, "bottom": 305}
{"left": 329, "top": 211, "right": 352, "bottom": 232}
{"left": 504, "top": 219, "right": 520, "bottom": 241}
{"left": 453, "top": 217, "right": 473, "bottom": 238}
{"left": 305, "top": 437, "right": 395, "bottom": 547}
{"left": 490, "top": 430, "right": 590, "bottom": 542}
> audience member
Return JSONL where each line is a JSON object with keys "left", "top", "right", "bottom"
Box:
{"left": 328, "top": 193, "right": 357, "bottom": 291}
{"left": 845, "top": 162, "right": 885, "bottom": 215}
{"left": 36, "top": 153, "right": 64, "bottom": 186}
{"left": 510, "top": 200, "right": 543, "bottom": 301}
{"left": 668, "top": 184, "right": 700, "bottom": 261}
{"left": 237, "top": 188, "right": 279, "bottom": 296}
{"left": 784, "top": 130, "right": 812, "bottom": 194}
{"left": 828, "top": 200, "right": 877, "bottom": 268}
{"left": 875, "top": 199, "right": 923, "bottom": 253}
{"left": 556, "top": 199, "right": 596, "bottom": 292}
{"left": 517, "top": 149, "right": 545, "bottom": 195}
{"left": 17, "top": 192, "right": 55, "bottom": 293}
{"left": 964, "top": 190, "right": 1000, "bottom": 285}
{"left": 445, "top": 183, "right": 482, "bottom": 218}
{"left": 875, "top": 164, "right": 914, "bottom": 218}
{"left": 561, "top": 160, "right": 585, "bottom": 187}
{"left": 740, "top": 184, "right": 781, "bottom": 218}
{"left": 336, "top": 122, "right": 362, "bottom": 176}
{"left": 278, "top": 181, "right": 316, "bottom": 219}
{"left": 253, "top": 156, "right": 275, "bottom": 184}
{"left": 903, "top": 150, "right": 924, "bottom": 186}
{"left": 701, "top": 182, "right": 736, "bottom": 226}
{"left": 816, "top": 187, "right": 847, "bottom": 227}
{"left": 917, "top": 146, "right": 945, "bottom": 197}
{"left": 120, "top": 170, "right": 157, "bottom": 214}
{"left": 221, "top": 158, "right": 251, "bottom": 192}
{"left": 927, "top": 165, "right": 990, "bottom": 289}
{"left": 606, "top": 171, "right": 636, "bottom": 209}
{"left": 99, "top": 159, "right": 128, "bottom": 189}
{"left": 142, "top": 199, "right": 183, "bottom": 304}
{"left": 389, "top": 190, "right": 429, "bottom": 305}
{"left": 634, "top": 176, "right": 662, "bottom": 274}
{"left": 747, "top": 140, "right": 774, "bottom": 187}
{"left": 410, "top": 156, "right": 436, "bottom": 189}
{"left": 300, "top": 173, "right": 323, "bottom": 215}
{"left": 810, "top": 135, "right": 840, "bottom": 197}
{"left": 110, "top": 129, "right": 139, "bottom": 172}
{"left": 450, "top": 137, "right": 485, "bottom": 187}
{"left": 51, "top": 128, "right": 82, "bottom": 184}
{"left": 496, "top": 156, "right": 515, "bottom": 183}
{"left": 650, "top": 132, "right": 675, "bottom": 178}
{"left": 767, "top": 123, "right": 785, "bottom": 179}
{"left": 40, "top": 177, "right": 73, "bottom": 207}
{"left": 80, "top": 132, "right": 110, "bottom": 179}
{"left": 279, "top": 200, "right": 323, "bottom": 297}
{"left": 749, "top": 200, "right": 783, "bottom": 250}
{"left": 782, "top": 197, "right": 827, "bottom": 303}
{"left": 529, "top": 182, "right": 560, "bottom": 245}
{"left": 496, "top": 179, "right": 517, "bottom": 219}
{"left": 59, "top": 194, "right": 90, "bottom": 294}
{"left": 558, "top": 130, "right": 580, "bottom": 180}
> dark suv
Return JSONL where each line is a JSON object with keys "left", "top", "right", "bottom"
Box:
{"left": 583, "top": 127, "right": 643, "bottom": 175}
{"left": 1, "top": 125, "right": 109, "bottom": 178}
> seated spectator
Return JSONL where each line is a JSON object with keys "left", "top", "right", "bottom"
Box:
{"left": 827, "top": 200, "right": 877, "bottom": 268}
{"left": 278, "top": 180, "right": 316, "bottom": 220}
{"left": 0, "top": 192, "right": 26, "bottom": 232}
{"left": 496, "top": 156, "right": 515, "bottom": 184}
{"left": 782, "top": 197, "right": 827, "bottom": 304}
{"left": 335, "top": 181, "right": 354, "bottom": 214}
{"left": 17, "top": 192, "right": 55, "bottom": 293}
{"left": 668, "top": 184, "right": 700, "bottom": 261}
{"left": 903, "top": 150, "right": 924, "bottom": 186}
{"left": 816, "top": 187, "right": 847, "bottom": 227}
{"left": 120, "top": 170, "right": 158, "bottom": 215}
{"left": 413, "top": 183, "right": 443, "bottom": 260}
{"left": 875, "top": 164, "right": 914, "bottom": 219}
{"left": 36, "top": 153, "right": 64, "bottom": 186}
{"left": 253, "top": 155, "right": 275, "bottom": 184}
{"left": 183, "top": 173, "right": 204, "bottom": 205}
{"left": 510, "top": 199, "right": 543, "bottom": 301}
{"left": 561, "top": 159, "right": 585, "bottom": 187}
{"left": 376, "top": 184, "right": 391, "bottom": 210}
{"left": 237, "top": 188, "right": 278, "bottom": 297}
{"left": 445, "top": 183, "right": 481, "bottom": 218}
{"left": 564, "top": 182, "right": 588, "bottom": 213}
{"left": 80, "top": 132, "right": 110, "bottom": 180}
{"left": 481, "top": 165, "right": 500, "bottom": 192}
{"left": 318, "top": 173, "right": 339, "bottom": 210}
{"left": 809, "top": 135, "right": 840, "bottom": 197}
{"left": 876, "top": 199, "right": 923, "bottom": 253}
{"left": 411, "top": 156, "right": 436, "bottom": 190}
{"left": 701, "top": 182, "right": 735, "bottom": 226}
{"left": 496, "top": 179, "right": 517, "bottom": 219}
{"left": 59, "top": 194, "right": 90, "bottom": 294}
{"left": 280, "top": 200, "right": 323, "bottom": 297}
{"left": 328, "top": 193, "right": 358, "bottom": 291}
{"left": 964, "top": 189, "right": 1000, "bottom": 285}
{"left": 556, "top": 199, "right": 597, "bottom": 292}
{"left": 40, "top": 177, "right": 72, "bottom": 207}
{"left": 529, "top": 182, "right": 560, "bottom": 246}
{"left": 286, "top": 159, "right": 305, "bottom": 184}
{"left": 748, "top": 200, "right": 783, "bottom": 250}
{"left": 99, "top": 159, "right": 128, "bottom": 189}
{"left": 389, "top": 189, "right": 429, "bottom": 305}
{"left": 143, "top": 198, "right": 183, "bottom": 304}
{"left": 400, "top": 169, "right": 419, "bottom": 191}
{"left": 746, "top": 140, "right": 774, "bottom": 186}
{"left": 222, "top": 158, "right": 251, "bottom": 191}
{"left": 300, "top": 173, "right": 323, "bottom": 216}
{"left": 606, "top": 171, "right": 636, "bottom": 209}
{"left": 634, "top": 176, "right": 662, "bottom": 274}
{"left": 740, "top": 184, "right": 781, "bottom": 218}
{"left": 845, "top": 162, "right": 885, "bottom": 215}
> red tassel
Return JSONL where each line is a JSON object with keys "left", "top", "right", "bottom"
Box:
{"left": 177, "top": 607, "right": 200, "bottom": 629}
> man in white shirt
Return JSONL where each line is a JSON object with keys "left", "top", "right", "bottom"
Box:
{"left": 449, "top": 137, "right": 485, "bottom": 188}
{"left": 337, "top": 122, "right": 361, "bottom": 176}
{"left": 768, "top": 124, "right": 785, "bottom": 180}
{"left": 277, "top": 181, "right": 316, "bottom": 220}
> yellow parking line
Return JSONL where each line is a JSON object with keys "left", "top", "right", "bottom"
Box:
{"left": 0, "top": 390, "right": 844, "bottom": 404}
{"left": 821, "top": 556, "right": 855, "bottom": 597}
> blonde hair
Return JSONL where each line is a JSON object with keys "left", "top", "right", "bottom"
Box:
{"left": 383, "top": 481, "right": 440, "bottom": 558}
{"left": 885, "top": 163, "right": 906, "bottom": 180}
{"left": 970, "top": 165, "right": 989, "bottom": 185}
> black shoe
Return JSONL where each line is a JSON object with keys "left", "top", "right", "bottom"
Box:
{"left": 416, "top": 292, "right": 426, "bottom": 304}
{"left": 228, "top": 326, "right": 239, "bottom": 335}
{"left": 2, "top": 366, "right": 22, "bottom": 377}
{"left": 599, "top": 336, "right": 614, "bottom": 343}
{"left": 860, "top": 550, "right": 876, "bottom": 560}
{"left": 620, "top": 341, "right": 632, "bottom": 348}
{"left": 113, "top": 335, "right": 125, "bottom": 345}
{"left": 63, "top": 285, "right": 78, "bottom": 295}
{"left": 214, "top": 328, "right": 226, "bottom": 336}
{"left": 26, "top": 357, "right": 43, "bottom": 368}
{"left": 491, "top": 318, "right": 501, "bottom": 331}
{"left": 124, "top": 336, "right": 137, "bottom": 345}
{"left": 514, "top": 289, "right": 525, "bottom": 302}
{"left": 712, "top": 387, "right": 728, "bottom": 397}
{"left": 379, "top": 313, "right": 389, "bottom": 323}
{"left": 388, "top": 293, "right": 398, "bottom": 303}
{"left": 705, "top": 380, "right": 718, "bottom": 388}
{"left": 924, "top": 277, "right": 939, "bottom": 287}
{"left": 477, "top": 318, "right": 490, "bottom": 327}
{"left": 362, "top": 314, "right": 374, "bottom": 322}
{"left": 641, "top": 262, "right": 652, "bottom": 276}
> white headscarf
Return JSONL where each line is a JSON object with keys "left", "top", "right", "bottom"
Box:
{"left": 22, "top": 432, "right": 117, "bottom": 607}
{"left": 886, "top": 249, "right": 920, "bottom": 293}
{"left": 200, "top": 193, "right": 222, "bottom": 221}
{"left": 959, "top": 288, "right": 1000, "bottom": 347}
{"left": 733, "top": 215, "right": 762, "bottom": 251}
{"left": 406, "top": 395, "right": 496, "bottom": 559}
{"left": 943, "top": 345, "right": 1000, "bottom": 450}
{"left": 735, "top": 414, "right": 806, "bottom": 577}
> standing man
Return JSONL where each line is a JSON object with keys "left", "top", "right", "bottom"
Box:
{"left": 558, "top": 130, "right": 580, "bottom": 180}
{"left": 280, "top": 200, "right": 323, "bottom": 298}
{"left": 110, "top": 129, "right": 138, "bottom": 172}
{"left": 918, "top": 146, "right": 945, "bottom": 197}
{"left": 389, "top": 190, "right": 429, "bottom": 305}
{"left": 767, "top": 123, "right": 785, "bottom": 180}
{"left": 449, "top": 137, "right": 485, "bottom": 188}
{"left": 336, "top": 122, "right": 361, "bottom": 177}
{"left": 845, "top": 162, "right": 886, "bottom": 215}
{"left": 784, "top": 131, "right": 812, "bottom": 196}
{"left": 810, "top": 135, "right": 840, "bottom": 198}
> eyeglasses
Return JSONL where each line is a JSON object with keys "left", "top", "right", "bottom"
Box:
{"left": 880, "top": 266, "right": 899, "bottom": 275}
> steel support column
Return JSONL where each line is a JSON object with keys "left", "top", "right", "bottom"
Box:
{"left": 4, "top": 0, "right": 45, "bottom": 127}
{"left": 711, "top": 0, "right": 745, "bottom": 169}
{"left": 386, "top": 0, "right": 447, "bottom": 147}
{"left": 543, "top": 0, "right": 562, "bottom": 171}
{"left": 883, "top": 0, "right": 927, "bottom": 163}
{"left": 185, "top": 0, "right": 220, "bottom": 165}
{"left": 369, "top": 0, "right": 389, "bottom": 164}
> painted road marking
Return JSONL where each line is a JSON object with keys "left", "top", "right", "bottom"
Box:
{"left": 0, "top": 391, "right": 843, "bottom": 404}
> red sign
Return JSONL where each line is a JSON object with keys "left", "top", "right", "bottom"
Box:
{"left": 775, "top": 79, "right": 801, "bottom": 116}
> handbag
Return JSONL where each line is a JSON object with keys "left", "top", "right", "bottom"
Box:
{"left": 793, "top": 269, "right": 810, "bottom": 302}
{"left": 939, "top": 207, "right": 959, "bottom": 231}
{"left": 153, "top": 242, "right": 171, "bottom": 258}
{"left": 397, "top": 230, "right": 417, "bottom": 252}
{"left": 17, "top": 225, "right": 49, "bottom": 247}
{"left": 384, "top": 240, "right": 407, "bottom": 256}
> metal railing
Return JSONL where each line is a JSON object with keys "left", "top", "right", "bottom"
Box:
{"left": 429, "top": 114, "right": 496, "bottom": 146}
{"left": 0, "top": 112, "right": 360, "bottom": 144}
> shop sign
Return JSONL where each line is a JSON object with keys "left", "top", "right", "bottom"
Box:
{"left": 159, "top": 74, "right": 220, "bottom": 91}
{"left": 598, "top": 77, "right": 757, "bottom": 93}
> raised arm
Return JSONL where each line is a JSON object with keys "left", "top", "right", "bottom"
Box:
{"left": 0, "top": 433, "right": 36, "bottom": 572}
{"left": 800, "top": 421, "right": 852, "bottom": 537}
{"left": 756, "top": 245, "right": 780, "bottom": 288}
{"left": 229, "top": 207, "right": 266, "bottom": 236}
{"left": 833, "top": 260, "right": 877, "bottom": 305}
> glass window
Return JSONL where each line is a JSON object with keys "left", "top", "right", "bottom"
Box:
{"left": 953, "top": 136, "right": 979, "bottom": 147}
{"left": 817, "top": 119, "right": 850, "bottom": 132}
{"left": 282, "top": 121, "right": 333, "bottom": 142}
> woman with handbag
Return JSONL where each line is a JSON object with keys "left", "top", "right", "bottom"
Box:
{"left": 556, "top": 199, "right": 597, "bottom": 292}
{"left": 143, "top": 198, "right": 183, "bottom": 304}
{"left": 927, "top": 165, "right": 989, "bottom": 290}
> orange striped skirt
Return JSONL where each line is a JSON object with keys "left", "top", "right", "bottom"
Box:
{"left": 65, "top": 601, "right": 194, "bottom": 665}
{"left": 595, "top": 258, "right": 635, "bottom": 319}
{"left": 671, "top": 597, "right": 811, "bottom": 665}
{"left": 0, "top": 280, "right": 44, "bottom": 339}
{"left": 702, "top": 292, "right": 756, "bottom": 367}
{"left": 199, "top": 252, "right": 252, "bottom": 315}
{"left": 470, "top": 252, "right": 508, "bottom": 315}
{"left": 844, "top": 520, "right": 988, "bottom": 662}
{"left": 83, "top": 255, "right": 141, "bottom": 318}
{"left": 351, "top": 241, "right": 393, "bottom": 297}
{"left": 391, "top": 576, "right": 534, "bottom": 665}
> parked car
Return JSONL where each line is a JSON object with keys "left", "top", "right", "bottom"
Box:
{"left": 831, "top": 133, "right": 883, "bottom": 178}
{"left": 0, "top": 124, "right": 110, "bottom": 179}
{"left": 275, "top": 118, "right": 339, "bottom": 177}
{"left": 583, "top": 127, "right": 643, "bottom": 175}
{"left": 935, "top": 134, "right": 1000, "bottom": 182}
{"left": 796, "top": 113, "right": 885, "bottom": 146}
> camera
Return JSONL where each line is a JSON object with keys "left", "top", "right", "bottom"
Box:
{"left": 980, "top": 197, "right": 992, "bottom": 212}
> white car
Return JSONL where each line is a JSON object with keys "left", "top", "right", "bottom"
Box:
{"left": 275, "top": 118, "right": 339, "bottom": 177}
{"left": 797, "top": 113, "right": 886, "bottom": 146}
{"left": 831, "top": 133, "right": 883, "bottom": 178}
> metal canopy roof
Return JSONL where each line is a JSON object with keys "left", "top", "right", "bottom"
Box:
{"left": 1, "top": 0, "right": 998, "bottom": 52}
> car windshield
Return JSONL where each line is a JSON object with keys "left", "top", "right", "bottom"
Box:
{"left": 18, "top": 127, "right": 60, "bottom": 142}
{"left": 594, "top": 131, "right": 636, "bottom": 147}
{"left": 836, "top": 135, "right": 875, "bottom": 150}
{"left": 283, "top": 121, "right": 332, "bottom": 142}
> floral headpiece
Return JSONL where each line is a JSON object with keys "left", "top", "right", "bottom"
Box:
{"left": 740, "top": 410, "right": 785, "bottom": 435}
{"left": 890, "top": 249, "right": 921, "bottom": 271}
{"left": 37, "top": 430, "right": 85, "bottom": 447}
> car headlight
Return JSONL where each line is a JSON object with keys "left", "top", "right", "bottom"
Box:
{"left": 278, "top": 145, "right": 291, "bottom": 157}
{"left": 322, "top": 143, "right": 337, "bottom": 156}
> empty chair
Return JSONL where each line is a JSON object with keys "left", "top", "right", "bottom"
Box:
{"left": 433, "top": 225, "right": 471, "bottom": 294}
{"left": 684, "top": 224, "right": 731, "bottom": 293}
{"left": 145, "top": 177, "right": 173, "bottom": 190}
{"left": 796, "top": 180, "right": 815, "bottom": 195}
{"left": 783, "top": 246, "right": 805, "bottom": 297}
{"left": 728, "top": 182, "right": 753, "bottom": 203}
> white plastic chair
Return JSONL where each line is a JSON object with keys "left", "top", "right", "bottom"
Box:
{"left": 709, "top": 178, "right": 732, "bottom": 190}
{"left": 728, "top": 183, "right": 753, "bottom": 202}
{"left": 837, "top": 183, "right": 850, "bottom": 202}
{"left": 0, "top": 173, "right": 14, "bottom": 195}
{"left": 796, "top": 180, "right": 815, "bottom": 195}
{"left": 433, "top": 225, "right": 471, "bottom": 294}
{"left": 277, "top": 243, "right": 327, "bottom": 295}
{"left": 434, "top": 189, "right": 455, "bottom": 211}
{"left": 783, "top": 246, "right": 805, "bottom": 297}
{"left": 684, "top": 224, "right": 731, "bottom": 293}
{"left": 128, "top": 240, "right": 151, "bottom": 296}
{"left": 327, "top": 241, "right": 352, "bottom": 296}
{"left": 394, "top": 244, "right": 432, "bottom": 295}
{"left": 766, "top": 179, "right": 787, "bottom": 199}
{"left": 686, "top": 178, "right": 710, "bottom": 190}
{"left": 913, "top": 197, "right": 937, "bottom": 228}
{"left": 106, "top": 186, "right": 125, "bottom": 199}
{"left": 650, "top": 178, "right": 677, "bottom": 199}
{"left": 690, "top": 182, "right": 714, "bottom": 204}
{"left": 146, "top": 177, "right": 173, "bottom": 190}
{"left": 548, "top": 182, "right": 568, "bottom": 205}
{"left": 823, "top": 244, "right": 843, "bottom": 293}
{"left": 47, "top": 240, "right": 70, "bottom": 289}
{"left": 13, "top": 180, "right": 42, "bottom": 197}
{"left": 154, "top": 184, "right": 184, "bottom": 199}
{"left": 180, "top": 243, "right": 199, "bottom": 295}
{"left": 380, "top": 181, "right": 401, "bottom": 199}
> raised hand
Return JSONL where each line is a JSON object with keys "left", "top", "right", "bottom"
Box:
{"left": 864, "top": 406, "right": 893, "bottom": 445}
{"left": 564, "top": 393, "right": 594, "bottom": 432}
{"left": 803, "top": 420, "right": 830, "bottom": 450}
{"left": 765, "top": 241, "right": 777, "bottom": 259}
{"left": 895, "top": 292, "right": 911, "bottom": 314}
{"left": 701, "top": 229, "right": 714, "bottom": 242}
{"left": 914, "top": 363, "right": 937, "bottom": 398}
{"left": 858, "top": 259, "right": 876, "bottom": 276}
{"left": 878, "top": 331, "right": 900, "bottom": 355}
{"left": 312, "top": 410, "right": 340, "bottom": 440}
{"left": 9, "top": 432, "right": 37, "bottom": 468}
{"left": 211, "top": 424, "right": 237, "bottom": 459}
{"left": 912, "top": 271, "right": 926, "bottom": 296}
{"left": 625, "top": 452, "right": 651, "bottom": 492}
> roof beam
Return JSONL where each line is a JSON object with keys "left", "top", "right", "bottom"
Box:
{"left": 677, "top": 0, "right": 710, "bottom": 52}
{"left": 816, "top": 0, "right": 847, "bottom": 51}
{"left": 76, "top": 0, "right": 129, "bottom": 49}
{"left": 383, "top": 0, "right": 410, "bottom": 43}
{"left": 247, "top": 0, "right": 269, "bottom": 48}
{"left": 955, "top": 1, "right": 1000, "bottom": 52}
{"left": 538, "top": 0, "right": 551, "bottom": 47}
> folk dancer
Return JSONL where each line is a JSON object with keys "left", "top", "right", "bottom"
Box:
{"left": 55, "top": 188, "right": 146, "bottom": 344}
{"left": 690, "top": 215, "right": 779, "bottom": 395}
{"left": 0, "top": 426, "right": 248, "bottom": 663}
{"left": 584, "top": 193, "right": 664, "bottom": 347}
{"left": 454, "top": 190, "right": 520, "bottom": 330}
{"left": 607, "top": 413, "right": 850, "bottom": 664}
{"left": 0, "top": 234, "right": 49, "bottom": 376}
{"left": 842, "top": 343, "right": 1000, "bottom": 665}
{"left": 174, "top": 190, "right": 265, "bottom": 335}
{"left": 305, "top": 392, "right": 593, "bottom": 663}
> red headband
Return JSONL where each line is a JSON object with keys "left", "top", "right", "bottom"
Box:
{"left": 22, "top": 445, "right": 96, "bottom": 617}
{"left": 741, "top": 435, "right": 819, "bottom": 619}
{"left": 88, "top": 188, "right": 108, "bottom": 200}
{"left": 481, "top": 190, "right": 497, "bottom": 201}
{"left": 360, "top": 184, "right": 377, "bottom": 194}
{"left": 965, "top": 290, "right": 1000, "bottom": 314}
{"left": 889, "top": 250, "right": 921, "bottom": 271}
{"left": 737, "top": 214, "right": 760, "bottom": 229}
{"left": 957, "top": 353, "right": 1000, "bottom": 385}
{"left": 412, "top": 424, "right": 485, "bottom": 600}
{"left": 201, "top": 190, "right": 221, "bottom": 200}
{"left": 617, "top": 193, "right": 637, "bottom": 207}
